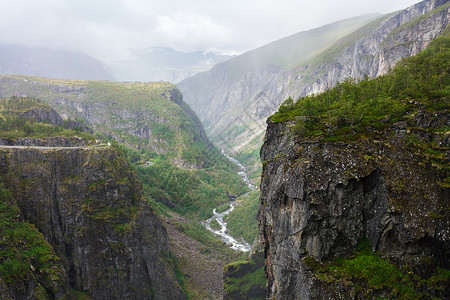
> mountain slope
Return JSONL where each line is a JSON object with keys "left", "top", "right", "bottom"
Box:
{"left": 0, "top": 45, "right": 115, "bottom": 81}
{"left": 178, "top": 0, "right": 449, "bottom": 181}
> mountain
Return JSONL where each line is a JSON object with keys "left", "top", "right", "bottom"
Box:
{"left": 259, "top": 32, "right": 449, "bottom": 299}
{"left": 0, "top": 97, "right": 183, "bottom": 299}
{"left": 108, "top": 47, "right": 233, "bottom": 83}
{"left": 0, "top": 45, "right": 115, "bottom": 81}
{"left": 178, "top": 0, "right": 450, "bottom": 182}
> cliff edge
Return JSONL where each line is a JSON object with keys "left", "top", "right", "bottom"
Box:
{"left": 259, "top": 34, "right": 449, "bottom": 299}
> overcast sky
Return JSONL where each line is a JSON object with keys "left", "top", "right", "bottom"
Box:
{"left": 0, "top": 0, "right": 420, "bottom": 62}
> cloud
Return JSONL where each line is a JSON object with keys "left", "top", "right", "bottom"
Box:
{"left": 155, "top": 13, "right": 232, "bottom": 51}
{"left": 0, "top": 0, "right": 421, "bottom": 61}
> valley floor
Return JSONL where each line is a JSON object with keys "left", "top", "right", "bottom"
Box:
{"left": 163, "top": 211, "right": 239, "bottom": 299}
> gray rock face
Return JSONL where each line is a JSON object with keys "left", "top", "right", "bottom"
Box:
{"left": 259, "top": 114, "right": 449, "bottom": 299}
{"left": 179, "top": 0, "right": 449, "bottom": 158}
{"left": 19, "top": 105, "right": 64, "bottom": 125}
{"left": 0, "top": 146, "right": 184, "bottom": 299}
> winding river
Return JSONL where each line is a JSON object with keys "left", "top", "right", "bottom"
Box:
{"left": 201, "top": 150, "right": 256, "bottom": 252}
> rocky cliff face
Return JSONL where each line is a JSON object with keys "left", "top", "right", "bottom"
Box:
{"left": 259, "top": 111, "right": 449, "bottom": 299}
{"left": 179, "top": 0, "right": 449, "bottom": 169}
{"left": 0, "top": 143, "right": 183, "bottom": 299}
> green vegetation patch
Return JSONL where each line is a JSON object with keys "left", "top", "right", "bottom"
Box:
{"left": 271, "top": 34, "right": 450, "bottom": 141}
{"left": 178, "top": 221, "right": 236, "bottom": 257}
{"left": 0, "top": 184, "right": 65, "bottom": 296}
{"left": 305, "top": 238, "right": 450, "bottom": 299}
{"left": 209, "top": 219, "right": 221, "bottom": 231}
{"left": 224, "top": 265, "right": 265, "bottom": 296}
{"left": 224, "top": 252, "right": 266, "bottom": 300}
{"left": 0, "top": 96, "right": 96, "bottom": 141}
{"left": 135, "top": 153, "right": 248, "bottom": 220}
{"left": 215, "top": 202, "right": 231, "bottom": 214}
{"left": 226, "top": 191, "right": 260, "bottom": 244}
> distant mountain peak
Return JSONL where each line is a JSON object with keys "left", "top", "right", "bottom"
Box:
{"left": 109, "top": 46, "right": 233, "bottom": 83}
{"left": 0, "top": 44, "right": 115, "bottom": 81}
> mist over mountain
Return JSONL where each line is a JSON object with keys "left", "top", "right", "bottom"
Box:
{"left": 108, "top": 47, "right": 233, "bottom": 83}
{"left": 0, "top": 45, "right": 115, "bottom": 81}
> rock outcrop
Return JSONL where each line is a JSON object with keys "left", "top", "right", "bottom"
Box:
{"left": 0, "top": 145, "right": 184, "bottom": 299}
{"left": 259, "top": 111, "right": 449, "bottom": 299}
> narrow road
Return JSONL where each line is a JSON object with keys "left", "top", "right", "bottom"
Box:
{"left": 0, "top": 145, "right": 110, "bottom": 150}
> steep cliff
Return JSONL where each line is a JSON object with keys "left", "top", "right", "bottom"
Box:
{"left": 259, "top": 34, "right": 449, "bottom": 299}
{"left": 0, "top": 99, "right": 184, "bottom": 299}
{"left": 0, "top": 144, "right": 184, "bottom": 299}
{"left": 178, "top": 0, "right": 449, "bottom": 179}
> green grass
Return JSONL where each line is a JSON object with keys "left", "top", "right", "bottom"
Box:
{"left": 179, "top": 221, "right": 236, "bottom": 257}
{"left": 135, "top": 154, "right": 248, "bottom": 220}
{"left": 305, "top": 238, "right": 450, "bottom": 299}
{"left": 215, "top": 202, "right": 231, "bottom": 213}
{"left": 224, "top": 253, "right": 266, "bottom": 299}
{"left": 224, "top": 265, "right": 265, "bottom": 293}
{"left": 209, "top": 219, "right": 221, "bottom": 230}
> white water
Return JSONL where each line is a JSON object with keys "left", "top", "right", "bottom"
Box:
{"left": 202, "top": 203, "right": 251, "bottom": 252}
{"left": 201, "top": 150, "right": 256, "bottom": 252}
{"left": 221, "top": 150, "right": 256, "bottom": 191}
